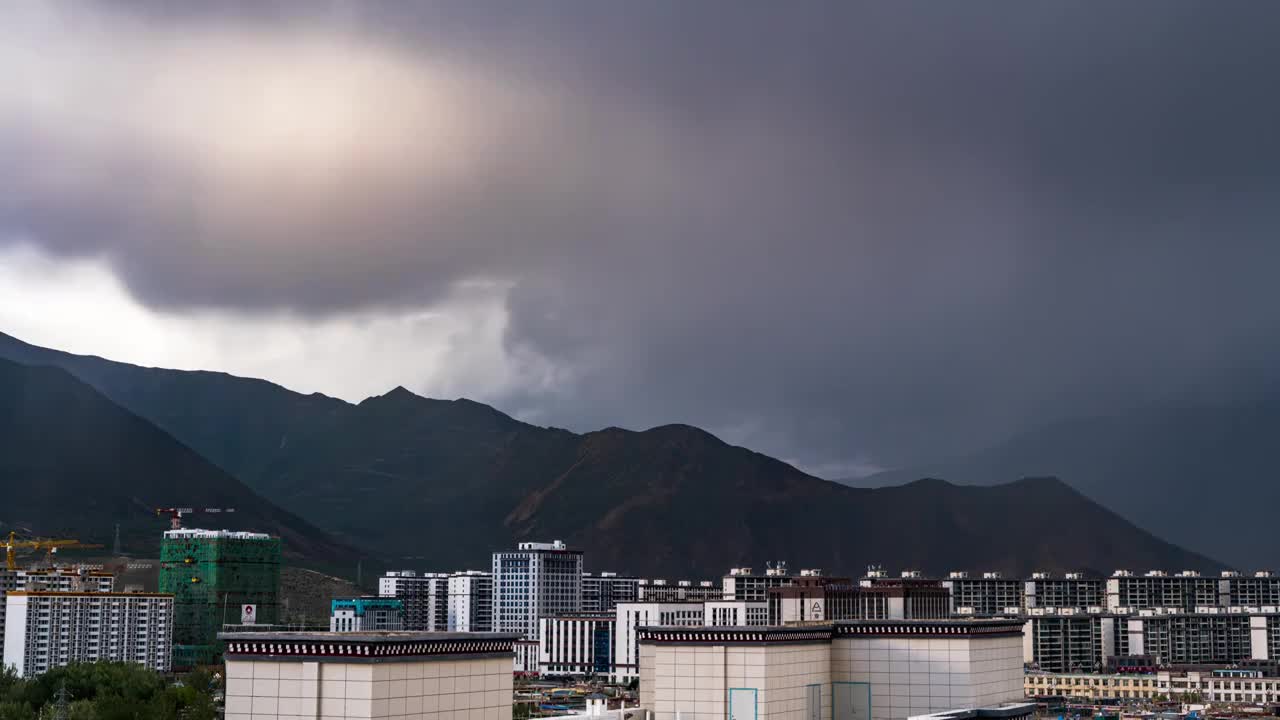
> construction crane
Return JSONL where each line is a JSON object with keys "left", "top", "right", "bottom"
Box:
{"left": 155, "top": 507, "right": 236, "bottom": 531}
{"left": 4, "top": 532, "right": 103, "bottom": 571}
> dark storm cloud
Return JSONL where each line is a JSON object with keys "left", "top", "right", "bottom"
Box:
{"left": 3, "top": 1, "right": 1280, "bottom": 472}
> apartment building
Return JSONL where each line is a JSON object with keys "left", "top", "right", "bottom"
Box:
{"left": 1023, "top": 572, "right": 1104, "bottom": 610}
{"left": 722, "top": 564, "right": 802, "bottom": 602}
{"left": 2, "top": 591, "right": 173, "bottom": 677}
{"left": 329, "top": 597, "right": 404, "bottom": 632}
{"left": 447, "top": 570, "right": 493, "bottom": 632}
{"left": 0, "top": 568, "right": 114, "bottom": 651}
{"left": 379, "top": 571, "right": 450, "bottom": 631}
{"left": 944, "top": 572, "right": 1024, "bottom": 616}
{"left": 582, "top": 572, "right": 639, "bottom": 613}
{"left": 1021, "top": 609, "right": 1122, "bottom": 673}
{"left": 1106, "top": 570, "right": 1220, "bottom": 611}
{"left": 492, "top": 541, "right": 583, "bottom": 641}
{"left": 637, "top": 579, "right": 722, "bottom": 603}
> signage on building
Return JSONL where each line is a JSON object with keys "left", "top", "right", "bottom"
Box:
{"left": 242, "top": 604, "right": 257, "bottom": 625}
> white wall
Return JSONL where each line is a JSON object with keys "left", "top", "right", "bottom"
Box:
{"left": 224, "top": 656, "right": 513, "bottom": 720}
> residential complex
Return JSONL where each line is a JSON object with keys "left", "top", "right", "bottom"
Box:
{"left": 158, "top": 528, "right": 281, "bottom": 668}
{"left": 2, "top": 591, "right": 173, "bottom": 677}
{"left": 637, "top": 579, "right": 722, "bottom": 602}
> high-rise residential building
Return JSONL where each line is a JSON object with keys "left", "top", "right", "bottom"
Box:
{"left": 2, "top": 591, "right": 173, "bottom": 677}
{"left": 447, "top": 570, "right": 493, "bottom": 632}
{"left": 582, "top": 572, "right": 639, "bottom": 613}
{"left": 158, "top": 529, "right": 281, "bottom": 668}
{"left": 329, "top": 597, "right": 405, "bottom": 632}
{"left": 1105, "top": 570, "right": 1220, "bottom": 611}
{"left": 943, "top": 571, "right": 1024, "bottom": 615}
{"left": 378, "top": 571, "right": 450, "bottom": 631}
{"left": 0, "top": 568, "right": 114, "bottom": 651}
{"left": 1023, "top": 572, "right": 1105, "bottom": 610}
{"left": 722, "top": 564, "right": 806, "bottom": 601}
{"left": 637, "top": 579, "right": 722, "bottom": 602}
{"left": 492, "top": 540, "right": 583, "bottom": 640}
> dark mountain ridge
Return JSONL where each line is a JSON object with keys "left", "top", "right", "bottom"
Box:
{"left": 0, "top": 356, "right": 358, "bottom": 571}
{"left": 0, "top": 331, "right": 1219, "bottom": 577}
{"left": 861, "top": 398, "right": 1280, "bottom": 569}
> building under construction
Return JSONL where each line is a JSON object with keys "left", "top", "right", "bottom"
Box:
{"left": 158, "top": 529, "right": 280, "bottom": 668}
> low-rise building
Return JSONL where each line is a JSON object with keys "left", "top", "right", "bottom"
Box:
{"left": 2, "top": 590, "right": 172, "bottom": 677}
{"left": 613, "top": 602, "right": 705, "bottom": 682}
{"left": 1025, "top": 665, "right": 1280, "bottom": 704}
{"left": 539, "top": 614, "right": 617, "bottom": 676}
{"left": 220, "top": 631, "right": 518, "bottom": 720}
{"left": 638, "top": 618, "right": 1025, "bottom": 720}
{"left": 704, "top": 600, "right": 769, "bottom": 626}
{"left": 330, "top": 597, "right": 405, "bottom": 632}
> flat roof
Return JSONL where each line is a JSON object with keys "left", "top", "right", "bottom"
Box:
{"left": 221, "top": 630, "right": 520, "bottom": 643}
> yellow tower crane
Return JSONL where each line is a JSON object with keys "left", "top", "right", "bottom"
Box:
{"left": 3, "top": 531, "right": 103, "bottom": 570}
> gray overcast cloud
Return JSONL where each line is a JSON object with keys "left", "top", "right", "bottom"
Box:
{"left": 2, "top": 1, "right": 1279, "bottom": 475}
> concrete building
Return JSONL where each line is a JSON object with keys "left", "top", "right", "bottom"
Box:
{"left": 1222, "top": 571, "right": 1280, "bottom": 606}
{"left": 1106, "top": 570, "right": 1221, "bottom": 611}
{"left": 220, "top": 630, "right": 518, "bottom": 720}
{"left": 447, "top": 571, "right": 493, "bottom": 632}
{"left": 159, "top": 528, "right": 281, "bottom": 668}
{"left": 943, "top": 573, "right": 1023, "bottom": 616}
{"left": 492, "top": 541, "right": 583, "bottom": 641}
{"left": 514, "top": 639, "right": 540, "bottom": 675}
{"left": 2, "top": 591, "right": 173, "bottom": 677}
{"left": 1021, "top": 608, "right": 1121, "bottom": 673}
{"left": 638, "top": 579, "right": 722, "bottom": 603}
{"left": 331, "top": 598, "right": 405, "bottom": 633}
{"left": 614, "top": 602, "right": 706, "bottom": 682}
{"left": 380, "top": 571, "right": 450, "bottom": 632}
{"left": 704, "top": 601, "right": 770, "bottom": 627}
{"left": 908, "top": 706, "right": 1035, "bottom": 720}
{"left": 769, "top": 574, "right": 950, "bottom": 624}
{"left": 1026, "top": 664, "right": 1280, "bottom": 704}
{"left": 722, "top": 565, "right": 804, "bottom": 602}
{"left": 538, "top": 614, "right": 617, "bottom": 676}
{"left": 583, "top": 573, "right": 640, "bottom": 613}
{"left": 638, "top": 618, "right": 1025, "bottom": 720}
{"left": 0, "top": 568, "right": 114, "bottom": 651}
{"left": 1023, "top": 573, "right": 1104, "bottom": 610}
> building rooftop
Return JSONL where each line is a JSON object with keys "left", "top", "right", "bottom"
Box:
{"left": 163, "top": 529, "right": 272, "bottom": 540}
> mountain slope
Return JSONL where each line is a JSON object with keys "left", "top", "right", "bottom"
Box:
{"left": 0, "top": 331, "right": 1218, "bottom": 576}
{"left": 0, "top": 331, "right": 349, "bottom": 480}
{"left": 0, "top": 357, "right": 358, "bottom": 571}
{"left": 246, "top": 387, "right": 1217, "bottom": 575}
{"left": 861, "top": 400, "right": 1280, "bottom": 569}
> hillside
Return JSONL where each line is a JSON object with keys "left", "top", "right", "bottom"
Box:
{"left": 859, "top": 401, "right": 1280, "bottom": 570}
{"left": 0, "top": 331, "right": 1218, "bottom": 576}
{"left": 0, "top": 357, "right": 359, "bottom": 573}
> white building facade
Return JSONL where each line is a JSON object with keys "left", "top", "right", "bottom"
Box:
{"left": 2, "top": 591, "right": 173, "bottom": 677}
{"left": 379, "top": 571, "right": 450, "bottom": 631}
{"left": 704, "top": 601, "right": 769, "bottom": 627}
{"left": 538, "top": 615, "right": 617, "bottom": 676}
{"left": 613, "top": 602, "right": 706, "bottom": 682}
{"left": 492, "top": 541, "right": 583, "bottom": 641}
{"left": 448, "top": 571, "right": 494, "bottom": 632}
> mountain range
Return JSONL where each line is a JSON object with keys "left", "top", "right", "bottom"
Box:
{"left": 859, "top": 398, "right": 1280, "bottom": 570}
{"left": 0, "top": 356, "right": 357, "bottom": 571}
{"left": 0, "top": 330, "right": 1220, "bottom": 578}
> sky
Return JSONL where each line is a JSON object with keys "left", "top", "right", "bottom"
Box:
{"left": 2, "top": 1, "right": 1279, "bottom": 479}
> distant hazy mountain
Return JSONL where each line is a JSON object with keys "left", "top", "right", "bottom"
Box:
{"left": 859, "top": 401, "right": 1280, "bottom": 570}
{"left": 0, "top": 331, "right": 1218, "bottom": 576}
{"left": 0, "top": 356, "right": 357, "bottom": 571}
